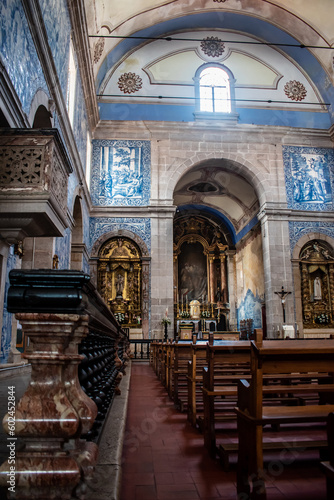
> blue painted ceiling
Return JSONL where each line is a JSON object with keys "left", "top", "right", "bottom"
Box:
{"left": 95, "top": 11, "right": 334, "bottom": 128}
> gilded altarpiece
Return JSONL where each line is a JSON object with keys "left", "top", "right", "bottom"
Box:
{"left": 299, "top": 240, "right": 334, "bottom": 331}
{"left": 97, "top": 237, "right": 146, "bottom": 335}
{"left": 173, "top": 215, "right": 232, "bottom": 333}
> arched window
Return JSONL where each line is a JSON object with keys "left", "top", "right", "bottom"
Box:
{"left": 194, "top": 64, "right": 238, "bottom": 123}
{"left": 199, "top": 67, "right": 231, "bottom": 113}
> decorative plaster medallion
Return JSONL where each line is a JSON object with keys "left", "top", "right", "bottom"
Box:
{"left": 284, "top": 80, "right": 307, "bottom": 101}
{"left": 118, "top": 72, "right": 143, "bottom": 94}
{"left": 93, "top": 37, "right": 105, "bottom": 64}
{"left": 200, "top": 37, "right": 225, "bottom": 57}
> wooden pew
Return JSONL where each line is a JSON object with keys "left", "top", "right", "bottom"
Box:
{"left": 202, "top": 331, "right": 240, "bottom": 341}
{"left": 173, "top": 337, "right": 201, "bottom": 411}
{"left": 236, "top": 339, "right": 334, "bottom": 500}
{"left": 321, "top": 412, "right": 334, "bottom": 500}
{"left": 187, "top": 338, "right": 210, "bottom": 426}
{"left": 187, "top": 332, "right": 246, "bottom": 428}
{"left": 150, "top": 340, "right": 159, "bottom": 374}
{"left": 201, "top": 337, "right": 253, "bottom": 457}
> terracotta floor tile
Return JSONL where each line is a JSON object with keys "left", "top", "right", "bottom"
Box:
{"left": 194, "top": 480, "right": 220, "bottom": 498}
{"left": 134, "top": 484, "right": 157, "bottom": 500}
{"left": 155, "top": 472, "right": 174, "bottom": 485}
{"left": 122, "top": 472, "right": 155, "bottom": 486}
{"left": 156, "top": 483, "right": 200, "bottom": 500}
{"left": 120, "top": 363, "right": 328, "bottom": 500}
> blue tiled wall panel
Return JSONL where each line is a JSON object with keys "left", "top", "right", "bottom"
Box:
{"left": 237, "top": 289, "right": 263, "bottom": 330}
{"left": 283, "top": 146, "right": 334, "bottom": 211}
{"left": 89, "top": 217, "right": 151, "bottom": 253}
{"left": 91, "top": 140, "right": 151, "bottom": 206}
{"left": 289, "top": 221, "right": 334, "bottom": 255}
{"left": 0, "top": 0, "right": 48, "bottom": 116}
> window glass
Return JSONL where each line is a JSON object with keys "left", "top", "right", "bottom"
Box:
{"left": 199, "top": 67, "right": 231, "bottom": 113}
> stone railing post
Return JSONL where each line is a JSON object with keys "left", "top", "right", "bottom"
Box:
{"left": 0, "top": 270, "right": 107, "bottom": 499}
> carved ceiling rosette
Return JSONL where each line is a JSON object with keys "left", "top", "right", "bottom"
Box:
{"left": 284, "top": 80, "right": 307, "bottom": 101}
{"left": 118, "top": 72, "right": 143, "bottom": 94}
{"left": 200, "top": 36, "right": 225, "bottom": 57}
{"left": 93, "top": 36, "right": 105, "bottom": 64}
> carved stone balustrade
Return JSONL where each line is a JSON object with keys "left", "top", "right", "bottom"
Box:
{"left": 0, "top": 128, "right": 72, "bottom": 244}
{"left": 0, "top": 270, "right": 129, "bottom": 499}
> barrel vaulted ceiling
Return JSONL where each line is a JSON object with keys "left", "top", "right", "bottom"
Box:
{"left": 83, "top": 0, "right": 334, "bottom": 127}
{"left": 82, "top": 0, "right": 334, "bottom": 239}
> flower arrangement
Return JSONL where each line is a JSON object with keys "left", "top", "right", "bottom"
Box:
{"left": 179, "top": 311, "right": 190, "bottom": 318}
{"left": 314, "top": 313, "right": 329, "bottom": 324}
{"left": 201, "top": 310, "right": 211, "bottom": 318}
{"left": 115, "top": 312, "right": 125, "bottom": 323}
{"left": 161, "top": 317, "right": 171, "bottom": 325}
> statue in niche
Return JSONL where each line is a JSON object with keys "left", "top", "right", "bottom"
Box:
{"left": 115, "top": 273, "right": 125, "bottom": 298}
{"left": 314, "top": 277, "right": 322, "bottom": 300}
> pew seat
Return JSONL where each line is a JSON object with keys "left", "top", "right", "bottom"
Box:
{"left": 236, "top": 339, "right": 334, "bottom": 500}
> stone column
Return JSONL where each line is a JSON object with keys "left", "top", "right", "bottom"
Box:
{"left": 21, "top": 237, "right": 55, "bottom": 269}
{"left": 258, "top": 206, "right": 294, "bottom": 337}
{"left": 150, "top": 210, "right": 175, "bottom": 339}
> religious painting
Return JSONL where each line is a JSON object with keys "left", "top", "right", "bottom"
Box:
{"left": 178, "top": 241, "right": 207, "bottom": 303}
{"left": 283, "top": 146, "right": 334, "bottom": 211}
{"left": 91, "top": 140, "right": 151, "bottom": 206}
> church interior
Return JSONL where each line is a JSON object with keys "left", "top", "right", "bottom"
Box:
{"left": 1, "top": 0, "right": 334, "bottom": 499}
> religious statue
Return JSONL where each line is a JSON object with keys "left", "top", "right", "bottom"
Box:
{"left": 314, "top": 277, "right": 322, "bottom": 300}
{"left": 115, "top": 273, "right": 124, "bottom": 298}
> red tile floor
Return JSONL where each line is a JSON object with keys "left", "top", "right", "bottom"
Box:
{"left": 120, "top": 363, "right": 327, "bottom": 500}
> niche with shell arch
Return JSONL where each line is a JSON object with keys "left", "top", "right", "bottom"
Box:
{"left": 97, "top": 237, "right": 143, "bottom": 329}
{"left": 299, "top": 240, "right": 334, "bottom": 329}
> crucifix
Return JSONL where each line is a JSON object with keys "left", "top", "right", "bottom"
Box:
{"left": 274, "top": 286, "right": 291, "bottom": 323}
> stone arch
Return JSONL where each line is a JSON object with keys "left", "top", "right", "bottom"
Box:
{"left": 29, "top": 89, "right": 54, "bottom": 128}
{"left": 292, "top": 232, "right": 334, "bottom": 260}
{"left": 166, "top": 153, "right": 272, "bottom": 207}
{"left": 70, "top": 194, "right": 85, "bottom": 270}
{"left": 91, "top": 228, "right": 150, "bottom": 259}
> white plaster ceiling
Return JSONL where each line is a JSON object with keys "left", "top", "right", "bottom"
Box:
{"left": 85, "top": 0, "right": 334, "bottom": 48}
{"left": 99, "top": 30, "right": 322, "bottom": 110}
{"left": 173, "top": 162, "right": 259, "bottom": 233}
{"left": 85, "top": 0, "right": 334, "bottom": 81}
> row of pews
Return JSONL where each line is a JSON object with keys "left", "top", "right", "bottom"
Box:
{"left": 150, "top": 330, "right": 334, "bottom": 500}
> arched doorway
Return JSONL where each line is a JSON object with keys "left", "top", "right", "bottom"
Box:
{"left": 173, "top": 161, "right": 264, "bottom": 338}
{"left": 32, "top": 105, "right": 52, "bottom": 128}
{"left": 70, "top": 195, "right": 85, "bottom": 270}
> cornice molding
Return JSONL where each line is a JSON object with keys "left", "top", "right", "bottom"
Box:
{"left": 67, "top": 0, "right": 99, "bottom": 130}
{"left": 0, "top": 58, "right": 29, "bottom": 127}
{"left": 21, "top": 0, "right": 92, "bottom": 211}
